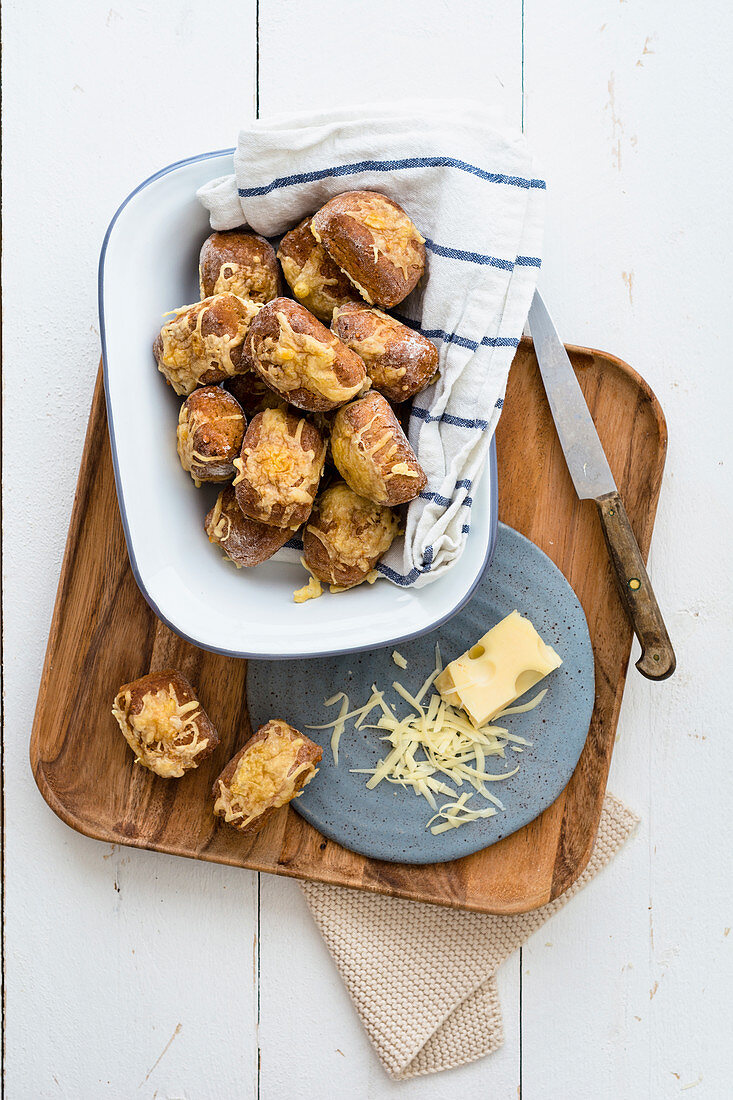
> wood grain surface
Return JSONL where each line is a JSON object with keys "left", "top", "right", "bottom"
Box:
{"left": 29, "top": 337, "right": 667, "bottom": 914}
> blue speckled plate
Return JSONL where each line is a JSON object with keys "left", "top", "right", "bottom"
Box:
{"left": 246, "top": 523, "right": 594, "bottom": 864}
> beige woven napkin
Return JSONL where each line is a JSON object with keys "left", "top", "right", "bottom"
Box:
{"left": 300, "top": 793, "right": 638, "bottom": 1080}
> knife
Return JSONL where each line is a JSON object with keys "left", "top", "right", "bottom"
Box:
{"left": 527, "top": 291, "right": 676, "bottom": 680}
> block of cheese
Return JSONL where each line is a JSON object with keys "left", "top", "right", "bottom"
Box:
{"left": 435, "top": 610, "right": 562, "bottom": 726}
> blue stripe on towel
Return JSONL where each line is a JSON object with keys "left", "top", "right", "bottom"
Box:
{"left": 411, "top": 406, "right": 491, "bottom": 431}
{"left": 419, "top": 490, "right": 473, "bottom": 509}
{"left": 391, "top": 313, "right": 520, "bottom": 351}
{"left": 483, "top": 336, "right": 520, "bottom": 348}
{"left": 419, "top": 491, "right": 452, "bottom": 508}
{"left": 424, "top": 238, "right": 514, "bottom": 270}
{"left": 377, "top": 562, "right": 425, "bottom": 586}
{"left": 378, "top": 546, "right": 434, "bottom": 585}
{"left": 238, "top": 156, "right": 546, "bottom": 197}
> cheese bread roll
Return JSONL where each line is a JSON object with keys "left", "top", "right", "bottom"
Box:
{"left": 246, "top": 297, "right": 368, "bottom": 412}
{"left": 277, "top": 217, "right": 359, "bottom": 322}
{"left": 154, "top": 293, "right": 260, "bottom": 396}
{"left": 212, "top": 720, "right": 322, "bottom": 834}
{"left": 311, "top": 191, "right": 425, "bottom": 308}
{"left": 112, "top": 670, "right": 219, "bottom": 779}
{"left": 199, "top": 230, "right": 280, "bottom": 303}
{"left": 331, "top": 392, "right": 427, "bottom": 506}
{"left": 176, "top": 386, "right": 245, "bottom": 485}
{"left": 205, "top": 486, "right": 293, "bottom": 567}
{"left": 331, "top": 302, "right": 438, "bottom": 404}
{"left": 233, "top": 406, "right": 327, "bottom": 529}
{"left": 303, "top": 482, "right": 399, "bottom": 589}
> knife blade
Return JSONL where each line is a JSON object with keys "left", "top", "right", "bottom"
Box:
{"left": 527, "top": 290, "right": 676, "bottom": 681}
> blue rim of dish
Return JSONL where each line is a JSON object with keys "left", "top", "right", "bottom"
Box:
{"left": 98, "top": 149, "right": 500, "bottom": 661}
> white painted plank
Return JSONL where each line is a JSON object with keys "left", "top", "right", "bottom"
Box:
{"left": 258, "top": 0, "right": 523, "bottom": 130}
{"left": 2, "top": 2, "right": 260, "bottom": 1097}
{"left": 522, "top": 1, "right": 733, "bottom": 1097}
{"left": 256, "top": 2, "right": 524, "bottom": 1095}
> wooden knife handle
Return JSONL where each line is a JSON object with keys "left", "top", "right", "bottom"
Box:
{"left": 595, "top": 491, "right": 676, "bottom": 680}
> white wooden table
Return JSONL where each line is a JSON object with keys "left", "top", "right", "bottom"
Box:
{"left": 3, "top": 2, "right": 731, "bottom": 1096}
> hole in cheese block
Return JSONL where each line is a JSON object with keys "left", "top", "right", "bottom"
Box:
{"left": 435, "top": 610, "right": 562, "bottom": 728}
{"left": 514, "top": 668, "right": 548, "bottom": 697}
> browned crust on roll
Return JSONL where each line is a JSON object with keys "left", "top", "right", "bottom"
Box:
{"left": 245, "top": 297, "right": 368, "bottom": 412}
{"left": 331, "top": 302, "right": 439, "bottom": 403}
{"left": 310, "top": 191, "right": 425, "bottom": 309}
{"left": 199, "top": 230, "right": 281, "bottom": 302}
{"left": 154, "top": 294, "right": 260, "bottom": 396}
{"left": 222, "top": 372, "right": 285, "bottom": 419}
{"left": 233, "top": 406, "right": 326, "bottom": 528}
{"left": 112, "top": 669, "right": 220, "bottom": 778}
{"left": 177, "top": 386, "right": 246, "bottom": 484}
{"left": 212, "top": 719, "right": 322, "bottom": 835}
{"left": 277, "top": 217, "right": 359, "bottom": 322}
{"left": 331, "top": 391, "right": 427, "bottom": 506}
{"left": 303, "top": 482, "right": 399, "bottom": 588}
{"left": 205, "top": 486, "right": 293, "bottom": 567}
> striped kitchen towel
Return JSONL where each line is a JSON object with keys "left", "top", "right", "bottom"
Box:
{"left": 197, "top": 101, "right": 545, "bottom": 587}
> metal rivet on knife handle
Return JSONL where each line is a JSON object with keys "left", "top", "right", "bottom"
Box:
{"left": 595, "top": 491, "right": 676, "bottom": 680}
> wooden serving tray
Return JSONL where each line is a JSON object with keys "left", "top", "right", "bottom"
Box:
{"left": 30, "top": 339, "right": 667, "bottom": 914}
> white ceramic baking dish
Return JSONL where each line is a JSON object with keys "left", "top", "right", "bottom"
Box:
{"left": 99, "top": 150, "right": 498, "bottom": 659}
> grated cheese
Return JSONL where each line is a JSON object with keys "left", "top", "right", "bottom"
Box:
{"left": 312, "top": 644, "right": 553, "bottom": 835}
{"left": 392, "top": 650, "right": 408, "bottom": 670}
{"left": 426, "top": 793, "right": 499, "bottom": 835}
{"left": 329, "top": 693, "right": 350, "bottom": 765}
{"left": 494, "top": 688, "right": 548, "bottom": 718}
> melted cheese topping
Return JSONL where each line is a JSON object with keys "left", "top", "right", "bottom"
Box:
{"left": 258, "top": 311, "right": 362, "bottom": 404}
{"left": 347, "top": 314, "right": 392, "bottom": 359}
{"left": 333, "top": 305, "right": 394, "bottom": 362}
{"left": 112, "top": 685, "right": 209, "bottom": 779}
{"left": 207, "top": 257, "right": 275, "bottom": 301}
{"left": 332, "top": 407, "right": 416, "bottom": 501}
{"left": 331, "top": 412, "right": 386, "bottom": 500}
{"left": 232, "top": 407, "right": 324, "bottom": 524}
{"left": 176, "top": 410, "right": 202, "bottom": 486}
{"left": 293, "top": 574, "right": 324, "bottom": 603}
{"left": 390, "top": 461, "right": 420, "bottom": 477}
{"left": 306, "top": 483, "right": 398, "bottom": 576}
{"left": 435, "top": 611, "right": 562, "bottom": 726}
{"left": 158, "top": 296, "right": 260, "bottom": 396}
{"left": 213, "top": 725, "right": 316, "bottom": 828}
{"left": 337, "top": 194, "right": 425, "bottom": 280}
{"left": 279, "top": 249, "right": 352, "bottom": 322}
{"left": 206, "top": 491, "right": 232, "bottom": 544}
